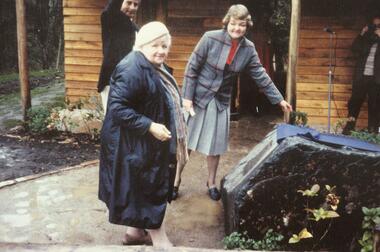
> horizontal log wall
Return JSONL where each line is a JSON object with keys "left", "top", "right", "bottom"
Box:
{"left": 296, "top": 16, "right": 367, "bottom": 128}
{"left": 63, "top": 0, "right": 106, "bottom": 103}
{"left": 63, "top": 0, "right": 228, "bottom": 101}
{"left": 165, "top": 0, "right": 229, "bottom": 84}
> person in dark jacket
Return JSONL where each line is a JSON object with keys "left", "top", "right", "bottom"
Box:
{"left": 173, "top": 4, "right": 292, "bottom": 201}
{"left": 343, "top": 14, "right": 380, "bottom": 135}
{"left": 98, "top": 22, "right": 188, "bottom": 248}
{"left": 98, "top": 0, "right": 140, "bottom": 112}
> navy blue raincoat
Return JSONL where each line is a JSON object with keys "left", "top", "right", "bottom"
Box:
{"left": 98, "top": 51, "right": 176, "bottom": 229}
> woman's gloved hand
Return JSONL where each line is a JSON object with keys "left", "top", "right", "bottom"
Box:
{"left": 149, "top": 122, "right": 172, "bottom": 141}
{"left": 183, "top": 99, "right": 196, "bottom": 116}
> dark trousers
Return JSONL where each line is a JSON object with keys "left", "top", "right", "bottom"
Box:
{"left": 347, "top": 75, "right": 380, "bottom": 132}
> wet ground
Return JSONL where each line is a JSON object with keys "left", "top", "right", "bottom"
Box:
{"left": 0, "top": 75, "right": 101, "bottom": 182}
{"left": 0, "top": 114, "right": 283, "bottom": 249}
{"left": 0, "top": 77, "right": 64, "bottom": 130}
{"left": 0, "top": 133, "right": 100, "bottom": 182}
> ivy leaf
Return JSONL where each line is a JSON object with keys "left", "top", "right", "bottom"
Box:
{"left": 289, "top": 234, "right": 300, "bottom": 244}
{"left": 362, "top": 231, "right": 372, "bottom": 242}
{"left": 297, "top": 184, "right": 320, "bottom": 197}
{"left": 307, "top": 208, "right": 340, "bottom": 221}
{"left": 362, "top": 207, "right": 370, "bottom": 215}
{"left": 288, "top": 228, "right": 313, "bottom": 244}
{"left": 299, "top": 228, "right": 313, "bottom": 239}
{"left": 325, "top": 210, "right": 340, "bottom": 218}
{"left": 325, "top": 184, "right": 336, "bottom": 192}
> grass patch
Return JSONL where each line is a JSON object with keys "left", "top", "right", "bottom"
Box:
{"left": 0, "top": 92, "right": 19, "bottom": 105}
{"left": 0, "top": 69, "right": 62, "bottom": 84}
{"left": 3, "top": 119, "right": 23, "bottom": 130}
{"left": 0, "top": 81, "right": 65, "bottom": 117}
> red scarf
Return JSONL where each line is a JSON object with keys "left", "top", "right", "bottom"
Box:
{"left": 226, "top": 40, "right": 239, "bottom": 65}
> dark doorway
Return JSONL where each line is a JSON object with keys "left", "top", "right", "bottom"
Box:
{"left": 230, "top": 0, "right": 284, "bottom": 117}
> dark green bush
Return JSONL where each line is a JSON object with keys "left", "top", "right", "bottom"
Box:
{"left": 27, "top": 106, "right": 52, "bottom": 134}
{"left": 350, "top": 131, "right": 380, "bottom": 145}
{"left": 289, "top": 110, "right": 308, "bottom": 126}
{"left": 223, "top": 229, "right": 284, "bottom": 250}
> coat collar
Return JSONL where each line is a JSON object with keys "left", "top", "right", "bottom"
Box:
{"left": 221, "top": 29, "right": 246, "bottom": 46}
{"left": 215, "top": 30, "right": 245, "bottom": 71}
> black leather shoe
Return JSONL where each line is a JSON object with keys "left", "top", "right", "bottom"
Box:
{"left": 342, "top": 121, "right": 355, "bottom": 135}
{"left": 172, "top": 186, "right": 179, "bottom": 200}
{"left": 208, "top": 187, "right": 221, "bottom": 201}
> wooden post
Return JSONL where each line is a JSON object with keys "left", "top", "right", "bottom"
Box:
{"left": 16, "top": 0, "right": 31, "bottom": 121}
{"left": 285, "top": 0, "right": 301, "bottom": 122}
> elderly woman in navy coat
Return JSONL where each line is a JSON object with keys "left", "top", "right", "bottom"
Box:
{"left": 173, "top": 4, "right": 292, "bottom": 201}
{"left": 98, "top": 21, "right": 187, "bottom": 248}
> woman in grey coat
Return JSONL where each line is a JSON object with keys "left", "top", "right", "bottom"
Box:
{"left": 174, "top": 4, "right": 292, "bottom": 201}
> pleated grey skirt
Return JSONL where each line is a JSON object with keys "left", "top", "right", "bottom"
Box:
{"left": 186, "top": 98, "right": 230, "bottom": 155}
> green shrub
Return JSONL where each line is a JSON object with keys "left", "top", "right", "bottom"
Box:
{"left": 358, "top": 207, "right": 380, "bottom": 252}
{"left": 350, "top": 131, "right": 380, "bottom": 145}
{"left": 223, "top": 229, "right": 284, "bottom": 250}
{"left": 289, "top": 110, "right": 308, "bottom": 126}
{"left": 27, "top": 106, "right": 52, "bottom": 134}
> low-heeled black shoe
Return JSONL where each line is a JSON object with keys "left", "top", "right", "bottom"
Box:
{"left": 208, "top": 186, "right": 221, "bottom": 201}
{"left": 342, "top": 120, "right": 355, "bottom": 135}
{"left": 172, "top": 186, "right": 179, "bottom": 200}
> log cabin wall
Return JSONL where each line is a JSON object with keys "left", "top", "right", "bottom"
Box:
{"left": 63, "top": 0, "right": 107, "bottom": 103}
{"left": 165, "top": 0, "right": 230, "bottom": 83}
{"left": 296, "top": 0, "right": 373, "bottom": 128}
{"left": 63, "top": 0, "right": 230, "bottom": 103}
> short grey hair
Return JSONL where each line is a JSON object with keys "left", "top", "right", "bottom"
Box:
{"left": 222, "top": 4, "right": 253, "bottom": 29}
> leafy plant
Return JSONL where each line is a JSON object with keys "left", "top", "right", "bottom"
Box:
{"left": 306, "top": 207, "right": 340, "bottom": 221}
{"left": 289, "top": 110, "right": 308, "bottom": 126}
{"left": 289, "top": 184, "right": 340, "bottom": 246}
{"left": 358, "top": 207, "right": 380, "bottom": 252}
{"left": 223, "top": 229, "right": 284, "bottom": 250}
{"left": 350, "top": 130, "right": 380, "bottom": 145}
{"left": 297, "top": 184, "right": 319, "bottom": 197}
{"left": 268, "top": 0, "right": 291, "bottom": 71}
{"left": 334, "top": 118, "right": 348, "bottom": 134}
{"left": 27, "top": 106, "right": 53, "bottom": 134}
{"left": 289, "top": 228, "right": 313, "bottom": 244}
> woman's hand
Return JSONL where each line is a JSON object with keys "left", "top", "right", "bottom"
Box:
{"left": 149, "top": 122, "right": 171, "bottom": 141}
{"left": 183, "top": 99, "right": 196, "bottom": 116}
{"left": 279, "top": 100, "right": 293, "bottom": 113}
{"left": 183, "top": 99, "right": 193, "bottom": 112}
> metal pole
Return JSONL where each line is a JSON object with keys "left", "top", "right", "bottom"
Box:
{"left": 327, "top": 32, "right": 334, "bottom": 133}
{"left": 16, "top": 0, "right": 31, "bottom": 121}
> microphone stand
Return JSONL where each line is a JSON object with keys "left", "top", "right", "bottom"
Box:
{"left": 327, "top": 30, "right": 335, "bottom": 133}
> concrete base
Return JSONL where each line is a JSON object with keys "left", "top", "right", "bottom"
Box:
{"left": 0, "top": 243, "right": 237, "bottom": 252}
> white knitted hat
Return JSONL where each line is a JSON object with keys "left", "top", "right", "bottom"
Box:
{"left": 134, "top": 21, "right": 170, "bottom": 49}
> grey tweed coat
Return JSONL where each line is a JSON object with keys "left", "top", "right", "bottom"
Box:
{"left": 182, "top": 29, "right": 284, "bottom": 109}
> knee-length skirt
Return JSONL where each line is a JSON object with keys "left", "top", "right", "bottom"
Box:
{"left": 186, "top": 98, "right": 230, "bottom": 155}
